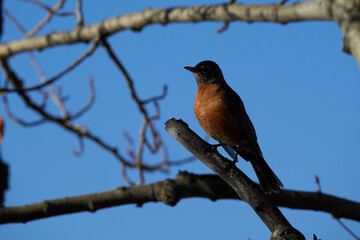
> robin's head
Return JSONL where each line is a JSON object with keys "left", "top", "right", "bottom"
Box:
{"left": 185, "top": 60, "right": 225, "bottom": 85}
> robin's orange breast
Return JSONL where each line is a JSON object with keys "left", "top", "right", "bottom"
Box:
{"left": 194, "top": 84, "right": 243, "bottom": 146}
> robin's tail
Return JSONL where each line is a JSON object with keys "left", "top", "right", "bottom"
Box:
{"left": 250, "top": 158, "right": 283, "bottom": 194}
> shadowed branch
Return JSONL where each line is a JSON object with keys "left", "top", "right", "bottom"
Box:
{"left": 1, "top": 171, "right": 359, "bottom": 225}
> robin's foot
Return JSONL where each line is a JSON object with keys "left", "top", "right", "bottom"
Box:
{"left": 224, "top": 155, "right": 238, "bottom": 171}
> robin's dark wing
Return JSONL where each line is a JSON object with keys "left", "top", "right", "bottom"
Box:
{"left": 224, "top": 84, "right": 262, "bottom": 154}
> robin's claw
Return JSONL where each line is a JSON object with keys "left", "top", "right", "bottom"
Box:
{"left": 224, "top": 158, "right": 237, "bottom": 172}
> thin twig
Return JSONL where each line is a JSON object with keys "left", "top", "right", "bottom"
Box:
{"left": 121, "top": 163, "right": 135, "bottom": 185}
{"left": 314, "top": 174, "right": 321, "bottom": 193}
{"left": 335, "top": 218, "right": 360, "bottom": 240}
{"left": 135, "top": 121, "right": 147, "bottom": 184}
{"left": 161, "top": 143, "right": 169, "bottom": 172}
{"left": 38, "top": 90, "right": 49, "bottom": 108}
{"left": 54, "top": 11, "right": 76, "bottom": 17}
{"left": 2, "top": 93, "right": 46, "bottom": 126}
{"left": 72, "top": 135, "right": 84, "bottom": 156}
{"left": 141, "top": 85, "right": 167, "bottom": 104}
{"left": 4, "top": 9, "right": 27, "bottom": 34}
{"left": 101, "top": 39, "right": 148, "bottom": 118}
{"left": 20, "top": 0, "right": 52, "bottom": 12}
{"left": 101, "top": 39, "right": 169, "bottom": 181}
{"left": 165, "top": 156, "right": 197, "bottom": 166}
{"left": 28, "top": 52, "right": 70, "bottom": 118}
{"left": 29, "top": 54, "right": 69, "bottom": 118}
{"left": 76, "top": 0, "right": 84, "bottom": 27}
{"left": 0, "top": 57, "right": 168, "bottom": 172}
{"left": 72, "top": 77, "right": 96, "bottom": 120}
{"left": 217, "top": 22, "right": 230, "bottom": 34}
{"left": 123, "top": 130, "right": 136, "bottom": 160}
{"left": 0, "top": 38, "right": 100, "bottom": 93}
{"left": 26, "top": 0, "right": 66, "bottom": 37}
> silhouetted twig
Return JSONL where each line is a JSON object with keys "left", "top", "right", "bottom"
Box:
{"left": 314, "top": 174, "right": 321, "bottom": 193}
{"left": 0, "top": 38, "right": 100, "bottom": 93}
{"left": 335, "top": 218, "right": 360, "bottom": 240}
{"left": 101, "top": 38, "right": 169, "bottom": 182}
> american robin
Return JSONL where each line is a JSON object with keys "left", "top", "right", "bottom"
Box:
{"left": 185, "top": 60, "right": 283, "bottom": 194}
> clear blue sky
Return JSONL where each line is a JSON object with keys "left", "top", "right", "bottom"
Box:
{"left": 1, "top": 0, "right": 359, "bottom": 239}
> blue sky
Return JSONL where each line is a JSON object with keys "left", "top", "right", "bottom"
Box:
{"left": 1, "top": 0, "right": 359, "bottom": 239}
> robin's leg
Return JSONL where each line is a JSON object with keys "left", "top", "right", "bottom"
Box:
{"left": 233, "top": 145, "right": 240, "bottom": 163}
{"left": 225, "top": 146, "right": 239, "bottom": 171}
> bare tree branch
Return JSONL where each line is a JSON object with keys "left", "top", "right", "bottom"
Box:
{"left": 1, "top": 0, "right": 358, "bottom": 67}
{"left": 335, "top": 218, "right": 360, "bottom": 240}
{"left": 75, "top": 0, "right": 84, "bottom": 27}
{"left": 101, "top": 39, "right": 168, "bottom": 182}
{"left": 0, "top": 1, "right": 332, "bottom": 58}
{"left": 165, "top": 118, "right": 305, "bottom": 240}
{"left": 4, "top": 9, "right": 27, "bottom": 34}
{"left": 0, "top": 38, "right": 100, "bottom": 93}
{"left": 2, "top": 93, "right": 46, "bottom": 126}
{"left": 0, "top": 54, "right": 178, "bottom": 175}
{"left": 0, "top": 58, "right": 148, "bottom": 170}
{"left": 71, "top": 135, "right": 84, "bottom": 156}
{"left": 141, "top": 85, "right": 167, "bottom": 105}
{"left": 24, "top": 0, "right": 66, "bottom": 37}
{"left": 71, "top": 77, "right": 96, "bottom": 120}
{"left": 1, "top": 171, "right": 359, "bottom": 225}
{"left": 335, "top": 6, "right": 360, "bottom": 66}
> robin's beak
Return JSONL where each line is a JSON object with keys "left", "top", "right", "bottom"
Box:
{"left": 184, "top": 66, "right": 198, "bottom": 73}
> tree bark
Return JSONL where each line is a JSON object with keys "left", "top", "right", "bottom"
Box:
{"left": 0, "top": 1, "right": 334, "bottom": 57}
{"left": 1, "top": 171, "right": 359, "bottom": 225}
{"left": 165, "top": 118, "right": 305, "bottom": 240}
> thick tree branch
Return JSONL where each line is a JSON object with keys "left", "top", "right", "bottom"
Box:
{"left": 2, "top": 1, "right": 360, "bottom": 67}
{"left": 165, "top": 119, "right": 304, "bottom": 240}
{"left": 332, "top": 0, "right": 360, "bottom": 66}
{"left": 1, "top": 171, "right": 359, "bottom": 225}
{"left": 0, "top": 1, "right": 331, "bottom": 58}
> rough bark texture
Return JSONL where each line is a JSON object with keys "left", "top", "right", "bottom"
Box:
{"left": 0, "top": 1, "right": 335, "bottom": 55}
{"left": 1, "top": 0, "right": 359, "bottom": 66}
{"left": 165, "top": 119, "right": 305, "bottom": 240}
{"left": 1, "top": 171, "right": 358, "bottom": 225}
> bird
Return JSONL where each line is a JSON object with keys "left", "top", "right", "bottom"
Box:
{"left": 184, "top": 60, "right": 283, "bottom": 194}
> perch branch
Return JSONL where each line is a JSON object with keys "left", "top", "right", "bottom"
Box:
{"left": 165, "top": 118, "right": 304, "bottom": 240}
